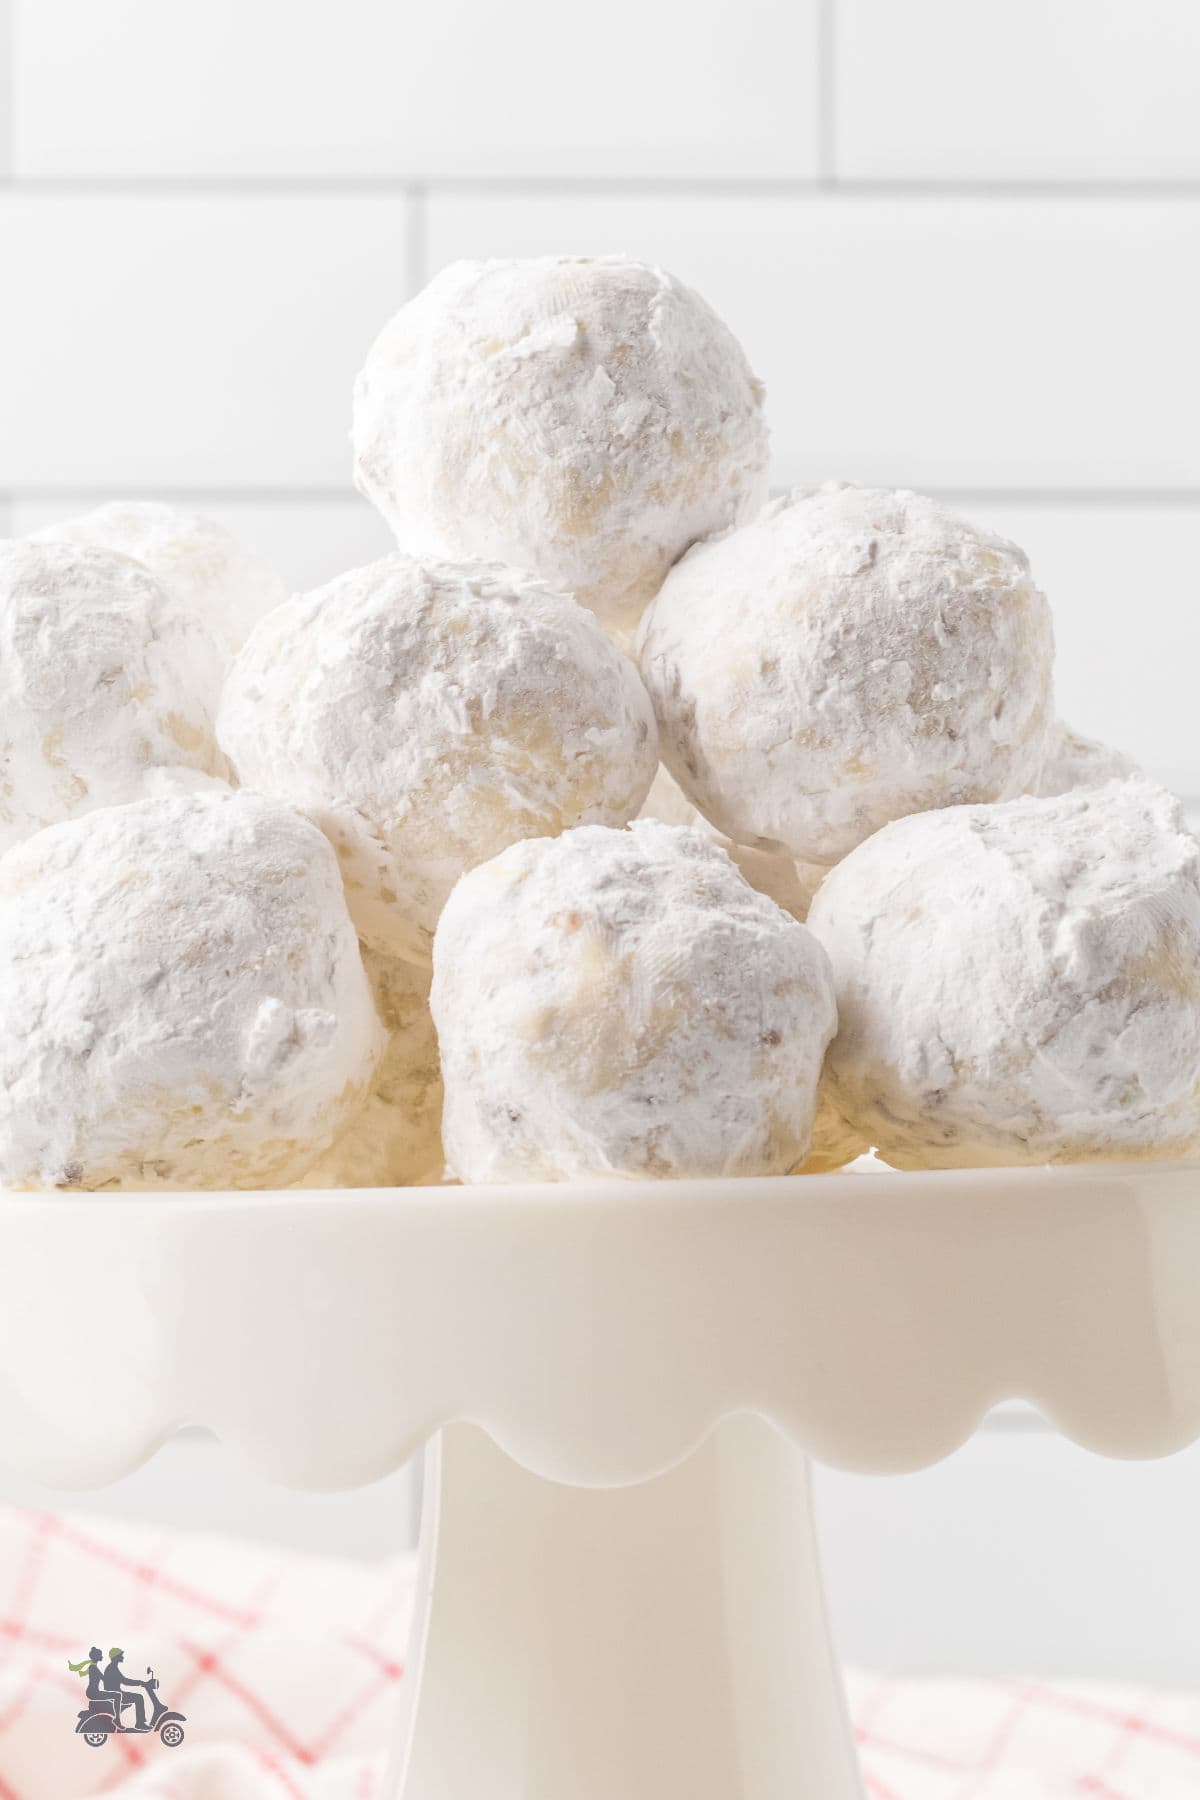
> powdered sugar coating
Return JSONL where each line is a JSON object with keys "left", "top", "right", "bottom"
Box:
{"left": 638, "top": 764, "right": 826, "bottom": 921}
{"left": 0, "top": 539, "right": 226, "bottom": 853}
{"left": 808, "top": 782, "right": 1200, "bottom": 1170}
{"left": 432, "top": 821, "right": 838, "bottom": 1183}
{"left": 34, "top": 501, "right": 287, "bottom": 713}
{"left": 353, "top": 256, "right": 769, "bottom": 639}
{"left": 218, "top": 553, "right": 658, "bottom": 961}
{"left": 0, "top": 790, "right": 383, "bottom": 1191}
{"left": 1035, "top": 722, "right": 1141, "bottom": 797}
{"left": 636, "top": 768, "right": 860, "bottom": 1170}
{"left": 639, "top": 483, "right": 1056, "bottom": 865}
{"left": 296, "top": 948, "right": 444, "bottom": 1189}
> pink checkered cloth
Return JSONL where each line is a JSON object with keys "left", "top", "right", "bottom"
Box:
{"left": 0, "top": 1502, "right": 1194, "bottom": 1799}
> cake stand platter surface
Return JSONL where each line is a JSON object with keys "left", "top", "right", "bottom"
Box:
{"left": 1, "top": 1164, "right": 1199, "bottom": 1800}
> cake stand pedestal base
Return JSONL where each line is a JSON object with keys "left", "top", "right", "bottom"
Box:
{"left": 8, "top": 1173, "right": 1198, "bottom": 1797}
{"left": 393, "top": 1416, "right": 863, "bottom": 1800}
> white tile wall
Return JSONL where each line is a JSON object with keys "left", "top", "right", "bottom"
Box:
{"left": 965, "top": 502, "right": 1200, "bottom": 797}
{"left": 425, "top": 193, "right": 1200, "bottom": 492}
{"left": 837, "top": 1, "right": 1200, "bottom": 183}
{"left": 12, "top": 0, "right": 821, "bottom": 181}
{"left": 0, "top": 194, "right": 410, "bottom": 489}
{"left": 1, "top": 0, "right": 1197, "bottom": 812}
{"left": 0, "top": 1, "right": 10, "bottom": 181}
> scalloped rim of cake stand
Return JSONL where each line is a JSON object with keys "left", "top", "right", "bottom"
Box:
{"left": 1, "top": 1159, "right": 1198, "bottom": 1493}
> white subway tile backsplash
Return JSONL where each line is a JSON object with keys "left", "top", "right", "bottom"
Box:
{"left": 12, "top": 0, "right": 820, "bottom": 181}
{"left": 425, "top": 193, "right": 1200, "bottom": 491}
{"left": 836, "top": 1, "right": 1200, "bottom": 182}
{"left": 0, "top": 1, "right": 11, "bottom": 180}
{"left": 0, "top": 194, "right": 411, "bottom": 489}
{"left": 9, "top": 497, "right": 395, "bottom": 597}
{"left": 961, "top": 501, "right": 1200, "bottom": 798}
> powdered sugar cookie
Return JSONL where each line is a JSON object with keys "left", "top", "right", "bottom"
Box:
{"left": 1035, "top": 722, "right": 1140, "bottom": 797}
{"left": 808, "top": 782, "right": 1200, "bottom": 1169}
{"left": 34, "top": 501, "right": 286, "bottom": 712}
{"left": 432, "top": 821, "right": 837, "bottom": 1183}
{"left": 0, "top": 790, "right": 383, "bottom": 1190}
{"left": 639, "top": 483, "right": 1055, "bottom": 866}
{"left": 0, "top": 539, "right": 226, "bottom": 853}
{"left": 296, "top": 948, "right": 443, "bottom": 1189}
{"left": 353, "top": 256, "right": 769, "bottom": 639}
{"left": 218, "top": 553, "right": 657, "bottom": 960}
{"left": 638, "top": 765, "right": 826, "bottom": 922}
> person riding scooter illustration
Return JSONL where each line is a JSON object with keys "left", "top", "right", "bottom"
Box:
{"left": 102, "top": 1648, "right": 148, "bottom": 1729}
{"left": 70, "top": 1645, "right": 187, "bottom": 1748}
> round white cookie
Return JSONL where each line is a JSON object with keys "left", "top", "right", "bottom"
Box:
{"left": 807, "top": 781, "right": 1200, "bottom": 1170}
{"left": 1035, "top": 721, "right": 1140, "bottom": 797}
{"left": 638, "top": 764, "right": 826, "bottom": 922}
{"left": 639, "top": 483, "right": 1055, "bottom": 866}
{"left": 218, "top": 553, "right": 658, "bottom": 960}
{"left": 353, "top": 256, "right": 769, "bottom": 639}
{"left": 296, "top": 948, "right": 444, "bottom": 1189}
{"left": 432, "top": 821, "right": 837, "bottom": 1183}
{"left": 0, "top": 790, "right": 383, "bottom": 1191}
{"left": 33, "top": 501, "right": 287, "bottom": 712}
{"left": 0, "top": 539, "right": 226, "bottom": 853}
{"left": 637, "top": 770, "right": 856, "bottom": 1169}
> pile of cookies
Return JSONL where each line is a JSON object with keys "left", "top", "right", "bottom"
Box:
{"left": 2, "top": 255, "right": 1197, "bottom": 1191}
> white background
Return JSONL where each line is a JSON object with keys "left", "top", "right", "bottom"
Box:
{"left": 1, "top": 0, "right": 1199, "bottom": 1681}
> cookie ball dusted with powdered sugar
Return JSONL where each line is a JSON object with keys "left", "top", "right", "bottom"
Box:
{"left": 218, "top": 552, "right": 658, "bottom": 962}
{"left": 353, "top": 256, "right": 769, "bottom": 639}
{"left": 33, "top": 501, "right": 287, "bottom": 713}
{"left": 644, "top": 764, "right": 866, "bottom": 1175}
{"left": 0, "top": 539, "right": 227, "bottom": 853}
{"left": 638, "top": 765, "right": 863, "bottom": 1175}
{"left": 431, "top": 821, "right": 837, "bottom": 1183}
{"left": 295, "top": 948, "right": 444, "bottom": 1189}
{"left": 1035, "top": 722, "right": 1141, "bottom": 798}
{"left": 0, "top": 790, "right": 384, "bottom": 1191}
{"left": 639, "top": 483, "right": 1056, "bottom": 867}
{"left": 638, "top": 764, "right": 827, "bottom": 922}
{"left": 808, "top": 782, "right": 1200, "bottom": 1171}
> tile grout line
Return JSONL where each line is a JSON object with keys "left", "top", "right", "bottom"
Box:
{"left": 851, "top": 486, "right": 1200, "bottom": 508}
{"left": 4, "top": 483, "right": 366, "bottom": 506}
{"left": 6, "top": 484, "right": 1200, "bottom": 508}
{"left": 7, "top": 174, "right": 1200, "bottom": 201}
{"left": 901, "top": 486, "right": 1200, "bottom": 508}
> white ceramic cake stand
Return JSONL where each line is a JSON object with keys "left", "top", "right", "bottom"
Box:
{"left": 2, "top": 1162, "right": 1199, "bottom": 1799}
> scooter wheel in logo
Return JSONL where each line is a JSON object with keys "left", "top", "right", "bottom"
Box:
{"left": 83, "top": 1731, "right": 109, "bottom": 1748}
{"left": 160, "top": 1722, "right": 185, "bottom": 1747}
